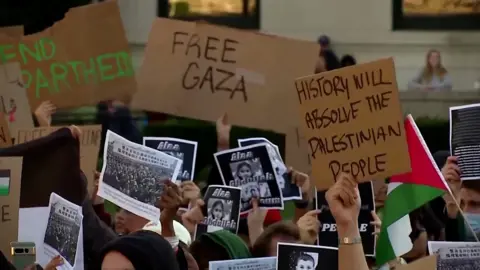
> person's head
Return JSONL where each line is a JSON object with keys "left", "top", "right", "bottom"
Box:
{"left": 190, "top": 230, "right": 251, "bottom": 270}
{"left": 250, "top": 187, "right": 259, "bottom": 198}
{"left": 317, "top": 35, "right": 330, "bottom": 50}
{"left": 211, "top": 200, "right": 225, "bottom": 220}
{"left": 295, "top": 253, "right": 315, "bottom": 270}
{"left": 100, "top": 230, "right": 179, "bottom": 270}
{"left": 118, "top": 209, "right": 149, "bottom": 234}
{"left": 236, "top": 162, "right": 252, "bottom": 180}
{"left": 114, "top": 210, "right": 127, "bottom": 235}
{"left": 251, "top": 221, "right": 300, "bottom": 257}
{"left": 460, "top": 181, "right": 480, "bottom": 214}
{"left": 422, "top": 49, "right": 447, "bottom": 80}
{"left": 315, "top": 49, "right": 340, "bottom": 74}
{"left": 340, "top": 54, "right": 357, "bottom": 67}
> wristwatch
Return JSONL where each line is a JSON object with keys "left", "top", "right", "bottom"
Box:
{"left": 338, "top": 236, "right": 362, "bottom": 245}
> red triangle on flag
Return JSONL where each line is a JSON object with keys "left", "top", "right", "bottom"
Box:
{"left": 390, "top": 115, "right": 450, "bottom": 192}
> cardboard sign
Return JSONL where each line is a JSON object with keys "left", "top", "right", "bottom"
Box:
{"left": 0, "top": 112, "right": 12, "bottom": 148}
{"left": 0, "top": 1, "right": 136, "bottom": 109}
{"left": 132, "top": 18, "right": 319, "bottom": 173}
{"left": 0, "top": 157, "right": 23, "bottom": 262}
{"left": 0, "top": 62, "right": 35, "bottom": 135}
{"left": 15, "top": 125, "right": 101, "bottom": 194}
{"left": 294, "top": 58, "right": 410, "bottom": 190}
{"left": 0, "top": 26, "right": 23, "bottom": 37}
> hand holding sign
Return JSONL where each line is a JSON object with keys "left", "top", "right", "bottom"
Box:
{"left": 290, "top": 167, "right": 311, "bottom": 198}
{"left": 34, "top": 100, "right": 56, "bottom": 127}
{"left": 441, "top": 156, "right": 461, "bottom": 219}
{"left": 181, "top": 199, "right": 205, "bottom": 234}
{"left": 216, "top": 113, "right": 231, "bottom": 150}
{"left": 325, "top": 173, "right": 360, "bottom": 230}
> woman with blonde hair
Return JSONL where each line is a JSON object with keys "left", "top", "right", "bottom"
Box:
{"left": 408, "top": 49, "right": 452, "bottom": 91}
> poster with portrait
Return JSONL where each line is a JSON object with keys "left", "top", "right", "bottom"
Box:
{"left": 143, "top": 137, "right": 198, "bottom": 183}
{"left": 276, "top": 243, "right": 338, "bottom": 270}
{"left": 316, "top": 181, "right": 376, "bottom": 256}
{"left": 194, "top": 185, "right": 241, "bottom": 240}
{"left": 214, "top": 143, "right": 283, "bottom": 214}
{"left": 238, "top": 138, "right": 301, "bottom": 200}
{"left": 436, "top": 246, "right": 480, "bottom": 269}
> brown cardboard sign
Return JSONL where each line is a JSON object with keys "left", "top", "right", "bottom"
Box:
{"left": 15, "top": 125, "right": 101, "bottom": 194}
{"left": 0, "top": 1, "right": 136, "bottom": 109}
{"left": 132, "top": 18, "right": 319, "bottom": 173}
{"left": 294, "top": 58, "right": 410, "bottom": 190}
{"left": 0, "top": 157, "right": 23, "bottom": 261}
{"left": 0, "top": 62, "right": 35, "bottom": 136}
{"left": 0, "top": 26, "right": 23, "bottom": 37}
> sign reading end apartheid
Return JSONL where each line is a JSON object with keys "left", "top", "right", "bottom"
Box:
{"left": 0, "top": 1, "right": 136, "bottom": 109}
{"left": 294, "top": 58, "right": 410, "bottom": 190}
{"left": 132, "top": 18, "right": 319, "bottom": 173}
{"left": 0, "top": 157, "right": 23, "bottom": 262}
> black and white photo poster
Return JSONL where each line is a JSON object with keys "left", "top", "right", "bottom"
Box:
{"left": 98, "top": 130, "right": 182, "bottom": 221}
{"left": 238, "top": 138, "right": 301, "bottom": 200}
{"left": 194, "top": 185, "right": 241, "bottom": 239}
{"left": 209, "top": 257, "right": 276, "bottom": 270}
{"left": 316, "top": 181, "right": 375, "bottom": 256}
{"left": 143, "top": 137, "right": 198, "bottom": 183}
{"left": 276, "top": 243, "right": 338, "bottom": 270}
{"left": 450, "top": 104, "right": 480, "bottom": 180}
{"left": 41, "top": 193, "right": 83, "bottom": 270}
{"left": 428, "top": 241, "right": 480, "bottom": 255}
{"left": 437, "top": 246, "right": 480, "bottom": 269}
{"left": 214, "top": 143, "right": 283, "bottom": 214}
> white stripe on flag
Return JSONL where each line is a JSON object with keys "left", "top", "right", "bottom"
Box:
{"left": 0, "top": 177, "right": 9, "bottom": 187}
{"left": 386, "top": 182, "right": 413, "bottom": 257}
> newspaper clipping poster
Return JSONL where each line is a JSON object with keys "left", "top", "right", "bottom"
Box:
{"left": 98, "top": 130, "right": 182, "bottom": 221}
{"left": 238, "top": 138, "right": 301, "bottom": 200}
{"left": 41, "top": 193, "right": 83, "bottom": 270}
{"left": 143, "top": 137, "right": 198, "bottom": 183}
{"left": 214, "top": 143, "right": 283, "bottom": 214}
{"left": 194, "top": 185, "right": 241, "bottom": 240}
{"left": 316, "top": 181, "right": 375, "bottom": 256}
{"left": 276, "top": 243, "right": 338, "bottom": 270}
{"left": 209, "top": 257, "right": 276, "bottom": 270}
{"left": 436, "top": 246, "right": 480, "bottom": 269}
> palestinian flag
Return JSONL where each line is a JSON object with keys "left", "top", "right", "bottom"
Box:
{"left": 376, "top": 115, "right": 450, "bottom": 266}
{"left": 0, "top": 169, "right": 10, "bottom": 196}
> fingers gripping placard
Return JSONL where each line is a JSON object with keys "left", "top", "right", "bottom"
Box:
{"left": 294, "top": 58, "right": 410, "bottom": 190}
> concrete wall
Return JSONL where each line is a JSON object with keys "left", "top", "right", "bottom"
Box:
{"left": 117, "top": 0, "right": 480, "bottom": 92}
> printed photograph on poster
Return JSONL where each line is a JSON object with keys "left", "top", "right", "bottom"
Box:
{"left": 238, "top": 138, "right": 301, "bottom": 200}
{"left": 316, "top": 181, "right": 375, "bottom": 256}
{"left": 276, "top": 242, "right": 338, "bottom": 270}
{"left": 194, "top": 185, "right": 241, "bottom": 240}
{"left": 209, "top": 256, "right": 276, "bottom": 270}
{"left": 428, "top": 241, "right": 480, "bottom": 255}
{"left": 450, "top": 104, "right": 480, "bottom": 180}
{"left": 98, "top": 130, "right": 182, "bottom": 221}
{"left": 143, "top": 137, "right": 198, "bottom": 182}
{"left": 42, "top": 193, "right": 83, "bottom": 270}
{"left": 214, "top": 143, "right": 283, "bottom": 214}
{"left": 436, "top": 246, "right": 480, "bottom": 269}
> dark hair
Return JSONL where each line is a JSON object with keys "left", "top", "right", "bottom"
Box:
{"left": 296, "top": 252, "right": 314, "bottom": 264}
{"left": 320, "top": 49, "right": 340, "bottom": 71}
{"left": 210, "top": 200, "right": 225, "bottom": 219}
{"left": 251, "top": 221, "right": 300, "bottom": 257}
{"left": 190, "top": 236, "right": 229, "bottom": 270}
{"left": 340, "top": 54, "right": 357, "bottom": 67}
{"left": 236, "top": 162, "right": 252, "bottom": 178}
{"left": 462, "top": 180, "right": 480, "bottom": 193}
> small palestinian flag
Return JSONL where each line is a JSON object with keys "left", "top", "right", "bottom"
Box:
{"left": 0, "top": 169, "right": 10, "bottom": 196}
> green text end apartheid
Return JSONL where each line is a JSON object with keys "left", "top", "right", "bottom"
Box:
{"left": 0, "top": 37, "right": 133, "bottom": 99}
{"left": 295, "top": 69, "right": 392, "bottom": 105}
{"left": 172, "top": 32, "right": 247, "bottom": 102}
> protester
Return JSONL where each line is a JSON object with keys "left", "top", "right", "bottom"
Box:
{"left": 408, "top": 49, "right": 453, "bottom": 91}
{"left": 340, "top": 54, "right": 357, "bottom": 67}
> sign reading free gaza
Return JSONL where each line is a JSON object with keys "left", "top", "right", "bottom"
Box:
{"left": 0, "top": 1, "right": 137, "bottom": 109}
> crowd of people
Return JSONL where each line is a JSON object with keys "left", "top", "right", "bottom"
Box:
{"left": 103, "top": 142, "right": 171, "bottom": 205}
{"left": 44, "top": 207, "right": 80, "bottom": 266}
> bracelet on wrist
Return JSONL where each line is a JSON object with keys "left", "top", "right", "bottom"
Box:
{"left": 338, "top": 236, "right": 362, "bottom": 245}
